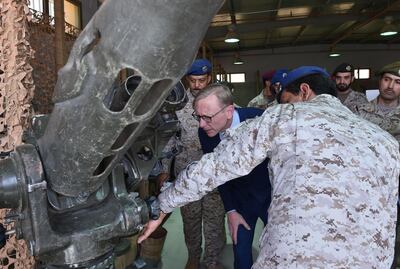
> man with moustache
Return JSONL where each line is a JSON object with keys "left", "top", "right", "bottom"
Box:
{"left": 357, "top": 61, "right": 400, "bottom": 141}
{"left": 162, "top": 59, "right": 226, "bottom": 269}
{"left": 357, "top": 61, "right": 400, "bottom": 269}
{"left": 140, "top": 66, "right": 400, "bottom": 269}
{"left": 332, "top": 63, "right": 368, "bottom": 112}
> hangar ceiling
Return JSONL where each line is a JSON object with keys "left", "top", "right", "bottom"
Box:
{"left": 205, "top": 0, "right": 400, "bottom": 53}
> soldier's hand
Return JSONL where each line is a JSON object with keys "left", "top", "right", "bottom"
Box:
{"left": 138, "top": 211, "right": 167, "bottom": 244}
{"left": 227, "top": 211, "right": 251, "bottom": 245}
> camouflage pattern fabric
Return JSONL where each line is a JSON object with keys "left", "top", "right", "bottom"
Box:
{"left": 247, "top": 91, "right": 274, "bottom": 109}
{"left": 337, "top": 89, "right": 368, "bottom": 113}
{"left": 163, "top": 90, "right": 226, "bottom": 265}
{"left": 180, "top": 190, "right": 226, "bottom": 265}
{"left": 356, "top": 97, "right": 400, "bottom": 269}
{"left": 357, "top": 97, "right": 400, "bottom": 142}
{"left": 265, "top": 99, "right": 278, "bottom": 108}
{"left": 160, "top": 94, "right": 400, "bottom": 269}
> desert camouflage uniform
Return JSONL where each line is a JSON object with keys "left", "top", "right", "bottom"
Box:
{"left": 357, "top": 97, "right": 400, "bottom": 269}
{"left": 247, "top": 90, "right": 274, "bottom": 109}
{"left": 164, "top": 90, "right": 226, "bottom": 266}
{"left": 337, "top": 89, "right": 368, "bottom": 113}
{"left": 160, "top": 94, "right": 400, "bottom": 269}
{"left": 356, "top": 97, "right": 400, "bottom": 142}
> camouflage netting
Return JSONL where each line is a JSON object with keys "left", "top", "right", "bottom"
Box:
{"left": 1, "top": 0, "right": 78, "bottom": 268}
{"left": 28, "top": 9, "right": 77, "bottom": 114}
{"left": 0, "top": 0, "right": 34, "bottom": 152}
{"left": 0, "top": 1, "right": 36, "bottom": 268}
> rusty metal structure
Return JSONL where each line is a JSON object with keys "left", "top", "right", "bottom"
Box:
{"left": 0, "top": 0, "right": 224, "bottom": 268}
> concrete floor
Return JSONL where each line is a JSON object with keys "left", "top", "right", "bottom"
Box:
{"left": 132, "top": 210, "right": 400, "bottom": 269}
{"left": 160, "top": 209, "right": 264, "bottom": 269}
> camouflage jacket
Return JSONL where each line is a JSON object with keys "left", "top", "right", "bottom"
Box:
{"left": 247, "top": 90, "right": 274, "bottom": 109}
{"left": 337, "top": 89, "right": 368, "bottom": 113}
{"left": 161, "top": 90, "right": 203, "bottom": 174}
{"left": 357, "top": 97, "right": 400, "bottom": 143}
{"left": 159, "top": 94, "right": 400, "bottom": 269}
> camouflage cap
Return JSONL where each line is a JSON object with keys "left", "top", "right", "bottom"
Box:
{"left": 378, "top": 61, "right": 400, "bottom": 77}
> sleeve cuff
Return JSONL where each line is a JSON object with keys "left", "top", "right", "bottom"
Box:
{"left": 226, "top": 209, "right": 237, "bottom": 214}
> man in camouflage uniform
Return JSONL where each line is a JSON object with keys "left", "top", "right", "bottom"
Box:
{"left": 357, "top": 61, "right": 400, "bottom": 141}
{"left": 164, "top": 59, "right": 226, "bottom": 269}
{"left": 140, "top": 66, "right": 400, "bottom": 269}
{"left": 332, "top": 62, "right": 368, "bottom": 112}
{"left": 356, "top": 61, "right": 400, "bottom": 268}
{"left": 247, "top": 70, "right": 276, "bottom": 109}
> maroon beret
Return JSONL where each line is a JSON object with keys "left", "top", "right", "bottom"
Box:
{"left": 262, "top": 70, "right": 276, "bottom": 83}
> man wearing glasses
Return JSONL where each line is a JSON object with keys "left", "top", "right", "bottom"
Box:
{"left": 163, "top": 59, "right": 226, "bottom": 269}
{"left": 192, "top": 83, "right": 271, "bottom": 269}
{"left": 140, "top": 66, "right": 399, "bottom": 269}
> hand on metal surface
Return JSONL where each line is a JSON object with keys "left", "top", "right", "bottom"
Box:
{"left": 145, "top": 196, "right": 161, "bottom": 220}
{"left": 227, "top": 211, "right": 251, "bottom": 245}
{"left": 137, "top": 211, "right": 167, "bottom": 244}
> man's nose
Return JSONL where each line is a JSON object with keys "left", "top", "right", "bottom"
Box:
{"left": 199, "top": 118, "right": 207, "bottom": 128}
{"left": 195, "top": 81, "right": 202, "bottom": 88}
{"left": 388, "top": 80, "right": 395, "bottom": 89}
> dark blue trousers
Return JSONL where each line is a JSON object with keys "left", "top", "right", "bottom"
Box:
{"left": 232, "top": 204, "right": 268, "bottom": 269}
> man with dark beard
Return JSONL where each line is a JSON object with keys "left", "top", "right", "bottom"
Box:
{"left": 357, "top": 61, "right": 400, "bottom": 269}
{"left": 161, "top": 59, "right": 226, "bottom": 269}
{"left": 332, "top": 63, "right": 368, "bottom": 112}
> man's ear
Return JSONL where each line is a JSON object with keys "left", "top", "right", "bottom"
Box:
{"left": 299, "top": 83, "right": 315, "bottom": 101}
{"left": 206, "top": 75, "right": 212, "bottom": 84}
{"left": 226, "top": 104, "right": 235, "bottom": 119}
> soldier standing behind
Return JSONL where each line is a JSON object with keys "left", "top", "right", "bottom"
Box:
{"left": 357, "top": 61, "right": 400, "bottom": 141}
{"left": 332, "top": 62, "right": 368, "bottom": 112}
{"left": 163, "top": 59, "right": 226, "bottom": 269}
{"left": 356, "top": 61, "right": 400, "bottom": 269}
{"left": 247, "top": 70, "right": 276, "bottom": 109}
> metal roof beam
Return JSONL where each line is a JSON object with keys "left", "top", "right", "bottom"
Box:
{"left": 227, "top": 0, "right": 237, "bottom": 25}
{"left": 330, "top": 0, "right": 400, "bottom": 48}
{"left": 263, "top": 0, "right": 283, "bottom": 47}
{"left": 205, "top": 11, "right": 400, "bottom": 40}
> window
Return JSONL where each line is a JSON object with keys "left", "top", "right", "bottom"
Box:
{"left": 29, "top": 0, "right": 81, "bottom": 29}
{"left": 28, "top": 0, "right": 43, "bottom": 11}
{"left": 354, "top": 68, "right": 370, "bottom": 80}
{"left": 63, "top": 0, "right": 81, "bottom": 29}
{"left": 216, "top": 73, "right": 246, "bottom": 83}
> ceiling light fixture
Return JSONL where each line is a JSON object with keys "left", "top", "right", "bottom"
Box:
{"left": 329, "top": 52, "right": 341, "bottom": 57}
{"left": 328, "top": 47, "right": 341, "bottom": 57}
{"left": 233, "top": 53, "right": 244, "bottom": 65}
{"left": 224, "top": 24, "right": 240, "bottom": 43}
{"left": 380, "top": 16, "right": 398, "bottom": 36}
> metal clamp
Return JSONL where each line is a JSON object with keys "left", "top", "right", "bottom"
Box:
{"left": 27, "top": 181, "right": 47, "bottom": 193}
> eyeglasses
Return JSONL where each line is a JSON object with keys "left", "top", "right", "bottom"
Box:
{"left": 192, "top": 105, "right": 229, "bottom": 123}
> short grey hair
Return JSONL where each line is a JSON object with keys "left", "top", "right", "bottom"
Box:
{"left": 193, "top": 83, "right": 233, "bottom": 108}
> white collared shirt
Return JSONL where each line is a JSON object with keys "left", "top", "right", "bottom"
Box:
{"left": 219, "top": 109, "right": 240, "bottom": 140}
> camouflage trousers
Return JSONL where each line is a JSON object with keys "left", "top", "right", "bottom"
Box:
{"left": 180, "top": 189, "right": 226, "bottom": 266}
